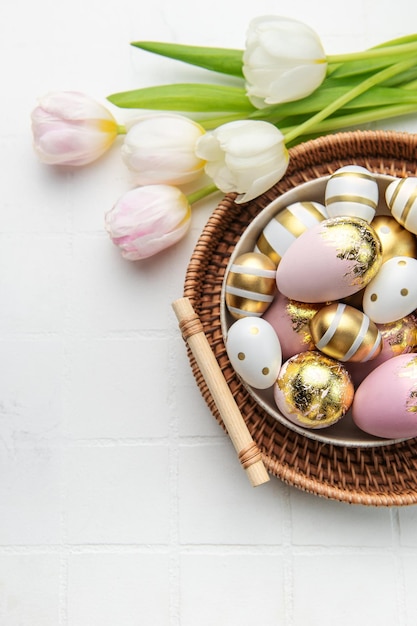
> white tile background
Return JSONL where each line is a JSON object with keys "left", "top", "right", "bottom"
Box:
{"left": 3, "top": 0, "right": 417, "bottom": 624}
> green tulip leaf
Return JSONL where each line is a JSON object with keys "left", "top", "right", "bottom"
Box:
{"left": 107, "top": 83, "right": 255, "bottom": 112}
{"left": 130, "top": 41, "right": 244, "bottom": 78}
{"left": 250, "top": 85, "right": 417, "bottom": 122}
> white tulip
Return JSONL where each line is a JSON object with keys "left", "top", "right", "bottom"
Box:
{"left": 121, "top": 114, "right": 206, "bottom": 185}
{"left": 195, "top": 120, "right": 289, "bottom": 203}
{"left": 243, "top": 15, "right": 327, "bottom": 107}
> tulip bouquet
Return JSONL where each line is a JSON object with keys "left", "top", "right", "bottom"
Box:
{"left": 31, "top": 16, "right": 417, "bottom": 259}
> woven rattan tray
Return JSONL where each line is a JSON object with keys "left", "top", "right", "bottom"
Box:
{"left": 183, "top": 129, "right": 417, "bottom": 506}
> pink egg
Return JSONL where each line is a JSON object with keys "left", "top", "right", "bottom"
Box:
{"left": 352, "top": 353, "right": 417, "bottom": 439}
{"left": 276, "top": 216, "right": 382, "bottom": 302}
{"left": 263, "top": 291, "right": 325, "bottom": 360}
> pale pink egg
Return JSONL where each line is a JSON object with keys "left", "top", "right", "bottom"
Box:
{"left": 352, "top": 353, "right": 417, "bottom": 439}
{"left": 276, "top": 216, "right": 382, "bottom": 302}
{"left": 262, "top": 291, "right": 324, "bottom": 360}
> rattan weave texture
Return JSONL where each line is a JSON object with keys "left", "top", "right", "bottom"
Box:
{"left": 183, "top": 130, "right": 417, "bottom": 505}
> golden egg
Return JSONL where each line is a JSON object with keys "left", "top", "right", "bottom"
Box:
{"left": 274, "top": 351, "right": 354, "bottom": 429}
{"left": 309, "top": 302, "right": 382, "bottom": 362}
{"left": 254, "top": 201, "right": 327, "bottom": 266}
{"left": 370, "top": 215, "right": 417, "bottom": 262}
{"left": 378, "top": 313, "right": 417, "bottom": 357}
{"left": 225, "top": 252, "right": 277, "bottom": 319}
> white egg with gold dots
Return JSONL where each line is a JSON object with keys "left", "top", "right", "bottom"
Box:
{"left": 225, "top": 316, "right": 282, "bottom": 389}
{"left": 363, "top": 256, "right": 417, "bottom": 324}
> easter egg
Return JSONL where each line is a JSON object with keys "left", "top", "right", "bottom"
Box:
{"left": 276, "top": 216, "right": 382, "bottom": 303}
{"left": 362, "top": 256, "right": 417, "bottom": 324}
{"left": 263, "top": 291, "right": 325, "bottom": 360}
{"left": 347, "top": 313, "right": 417, "bottom": 386}
{"left": 309, "top": 302, "right": 382, "bottom": 363}
{"left": 225, "top": 252, "right": 276, "bottom": 319}
{"left": 325, "top": 165, "right": 379, "bottom": 222}
{"left": 352, "top": 353, "right": 417, "bottom": 439}
{"left": 385, "top": 177, "right": 417, "bottom": 235}
{"left": 274, "top": 351, "right": 354, "bottom": 429}
{"left": 254, "top": 201, "right": 328, "bottom": 266}
{"left": 225, "top": 316, "right": 282, "bottom": 389}
{"left": 371, "top": 215, "right": 417, "bottom": 262}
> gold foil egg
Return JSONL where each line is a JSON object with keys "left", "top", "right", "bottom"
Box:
{"left": 385, "top": 176, "right": 417, "bottom": 235}
{"left": 371, "top": 215, "right": 417, "bottom": 262}
{"left": 325, "top": 165, "right": 379, "bottom": 222}
{"left": 309, "top": 302, "right": 382, "bottom": 363}
{"left": 273, "top": 351, "right": 354, "bottom": 429}
{"left": 225, "top": 252, "right": 277, "bottom": 319}
{"left": 254, "top": 201, "right": 328, "bottom": 266}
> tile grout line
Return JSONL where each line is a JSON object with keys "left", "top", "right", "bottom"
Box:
{"left": 391, "top": 508, "right": 407, "bottom": 625}
{"left": 58, "top": 171, "right": 75, "bottom": 626}
{"left": 281, "top": 484, "right": 295, "bottom": 626}
{"left": 167, "top": 317, "right": 183, "bottom": 626}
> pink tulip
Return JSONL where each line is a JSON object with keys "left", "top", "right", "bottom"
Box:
{"left": 105, "top": 185, "right": 191, "bottom": 260}
{"left": 31, "top": 91, "right": 119, "bottom": 166}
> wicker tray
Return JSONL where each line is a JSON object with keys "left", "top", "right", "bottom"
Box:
{"left": 183, "top": 129, "right": 417, "bottom": 506}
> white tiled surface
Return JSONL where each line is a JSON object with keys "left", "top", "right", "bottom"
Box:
{"left": 3, "top": 0, "right": 417, "bottom": 624}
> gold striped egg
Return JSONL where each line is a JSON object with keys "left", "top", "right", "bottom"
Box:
{"left": 309, "top": 302, "right": 382, "bottom": 363}
{"left": 385, "top": 176, "right": 417, "bottom": 235}
{"left": 225, "top": 252, "right": 277, "bottom": 319}
{"left": 254, "top": 201, "right": 328, "bottom": 267}
{"left": 370, "top": 215, "right": 417, "bottom": 262}
{"left": 325, "top": 165, "right": 378, "bottom": 222}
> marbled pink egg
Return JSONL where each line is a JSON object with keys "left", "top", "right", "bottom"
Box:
{"left": 276, "top": 216, "right": 382, "bottom": 302}
{"left": 352, "top": 353, "right": 417, "bottom": 439}
{"left": 262, "top": 291, "right": 325, "bottom": 360}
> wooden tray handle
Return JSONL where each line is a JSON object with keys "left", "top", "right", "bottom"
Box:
{"left": 172, "top": 297, "right": 270, "bottom": 487}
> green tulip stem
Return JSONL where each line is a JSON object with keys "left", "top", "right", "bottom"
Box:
{"left": 282, "top": 103, "right": 417, "bottom": 145}
{"left": 283, "top": 57, "right": 417, "bottom": 145}
{"left": 327, "top": 40, "right": 417, "bottom": 64}
{"left": 187, "top": 184, "right": 219, "bottom": 205}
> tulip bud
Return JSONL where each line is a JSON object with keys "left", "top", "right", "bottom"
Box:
{"left": 121, "top": 114, "right": 206, "bottom": 185}
{"left": 105, "top": 184, "right": 191, "bottom": 260}
{"left": 243, "top": 15, "right": 327, "bottom": 107}
{"left": 195, "top": 120, "right": 289, "bottom": 203}
{"left": 31, "top": 91, "right": 119, "bottom": 166}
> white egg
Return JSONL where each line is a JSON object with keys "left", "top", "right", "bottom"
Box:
{"left": 385, "top": 176, "right": 417, "bottom": 235}
{"left": 363, "top": 256, "right": 417, "bottom": 323}
{"left": 225, "top": 317, "right": 282, "bottom": 389}
{"left": 325, "top": 165, "right": 378, "bottom": 222}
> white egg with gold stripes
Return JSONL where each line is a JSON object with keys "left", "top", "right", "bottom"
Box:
{"left": 325, "top": 165, "right": 378, "bottom": 222}
{"left": 309, "top": 302, "right": 382, "bottom": 363}
{"left": 254, "top": 201, "right": 328, "bottom": 267}
{"left": 385, "top": 176, "right": 417, "bottom": 235}
{"left": 225, "top": 252, "right": 277, "bottom": 320}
